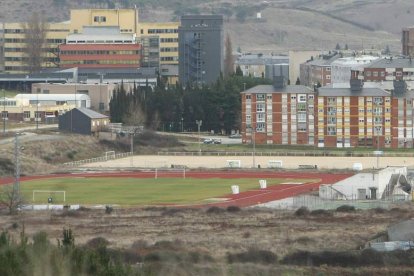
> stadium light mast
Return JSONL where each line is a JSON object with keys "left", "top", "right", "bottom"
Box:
{"left": 196, "top": 120, "right": 202, "bottom": 155}
{"left": 2, "top": 88, "right": 5, "bottom": 135}
{"left": 13, "top": 133, "right": 21, "bottom": 206}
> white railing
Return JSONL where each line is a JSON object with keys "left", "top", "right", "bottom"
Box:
{"left": 157, "top": 151, "right": 414, "bottom": 157}
{"left": 63, "top": 152, "right": 132, "bottom": 167}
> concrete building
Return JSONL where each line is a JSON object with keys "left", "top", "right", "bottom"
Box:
{"left": 0, "top": 8, "right": 180, "bottom": 75}
{"left": 234, "top": 53, "right": 288, "bottom": 78}
{"left": 32, "top": 83, "right": 114, "bottom": 112}
{"left": 58, "top": 107, "right": 109, "bottom": 135}
{"left": 331, "top": 55, "right": 379, "bottom": 84}
{"left": 178, "top": 15, "right": 223, "bottom": 85}
{"left": 319, "top": 167, "right": 409, "bottom": 201}
{"left": 0, "top": 94, "right": 85, "bottom": 123}
{"left": 59, "top": 26, "right": 141, "bottom": 69}
{"left": 402, "top": 27, "right": 414, "bottom": 57}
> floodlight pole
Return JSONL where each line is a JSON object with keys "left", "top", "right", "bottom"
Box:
{"left": 130, "top": 130, "right": 134, "bottom": 167}
{"left": 36, "top": 92, "right": 39, "bottom": 130}
{"left": 196, "top": 120, "right": 202, "bottom": 155}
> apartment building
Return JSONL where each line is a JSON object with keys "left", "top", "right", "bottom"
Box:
{"left": 241, "top": 79, "right": 414, "bottom": 149}
{"left": 300, "top": 54, "right": 337, "bottom": 87}
{"left": 353, "top": 58, "right": 414, "bottom": 83}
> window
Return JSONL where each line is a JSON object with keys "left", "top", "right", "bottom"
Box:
{"left": 245, "top": 95, "right": 251, "bottom": 100}
{"left": 94, "top": 16, "right": 106, "bottom": 23}
{"left": 23, "top": 111, "right": 30, "bottom": 119}
{"left": 298, "top": 113, "right": 307, "bottom": 122}
{"left": 298, "top": 94, "right": 306, "bottom": 102}
{"left": 366, "top": 71, "right": 372, "bottom": 77}
{"left": 381, "top": 71, "right": 385, "bottom": 77}
{"left": 327, "top": 117, "right": 337, "bottom": 124}
{"left": 256, "top": 123, "right": 265, "bottom": 132}
{"left": 327, "top": 126, "right": 336, "bottom": 135}
{"left": 256, "top": 94, "right": 265, "bottom": 101}
{"left": 327, "top": 107, "right": 336, "bottom": 115}
{"left": 256, "top": 103, "right": 265, "bottom": 112}
{"left": 1, "top": 111, "right": 8, "bottom": 119}
{"left": 257, "top": 113, "right": 265, "bottom": 122}
{"left": 327, "top": 97, "right": 336, "bottom": 105}
{"left": 373, "top": 71, "right": 378, "bottom": 77}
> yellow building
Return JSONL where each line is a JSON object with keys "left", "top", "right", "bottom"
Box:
{"left": 1, "top": 8, "right": 180, "bottom": 73}
{"left": 2, "top": 22, "right": 69, "bottom": 73}
{"left": 139, "top": 22, "right": 179, "bottom": 66}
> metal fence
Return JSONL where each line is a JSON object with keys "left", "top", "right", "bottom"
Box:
{"left": 63, "top": 152, "right": 132, "bottom": 167}
{"left": 276, "top": 194, "right": 407, "bottom": 210}
{"left": 157, "top": 151, "right": 414, "bottom": 157}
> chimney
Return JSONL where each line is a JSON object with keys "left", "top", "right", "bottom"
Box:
{"left": 273, "top": 76, "right": 286, "bottom": 89}
{"left": 393, "top": 80, "right": 407, "bottom": 97}
{"left": 350, "top": 79, "right": 363, "bottom": 92}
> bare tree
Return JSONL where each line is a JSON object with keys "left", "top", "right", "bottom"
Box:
{"left": 224, "top": 34, "right": 234, "bottom": 77}
{"left": 0, "top": 185, "right": 22, "bottom": 215}
{"left": 122, "top": 101, "right": 146, "bottom": 126}
{"left": 22, "top": 12, "right": 48, "bottom": 73}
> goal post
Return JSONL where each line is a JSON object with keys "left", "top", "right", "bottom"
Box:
{"left": 32, "top": 190, "right": 66, "bottom": 203}
{"left": 154, "top": 168, "right": 186, "bottom": 179}
{"left": 105, "top": 151, "right": 116, "bottom": 160}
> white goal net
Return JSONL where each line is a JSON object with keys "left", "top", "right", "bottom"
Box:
{"left": 32, "top": 190, "right": 66, "bottom": 203}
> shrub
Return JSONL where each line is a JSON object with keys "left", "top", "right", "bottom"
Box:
{"left": 206, "top": 206, "right": 224, "bottom": 214}
{"left": 85, "top": 237, "right": 109, "bottom": 249}
{"left": 227, "top": 249, "right": 277, "bottom": 264}
{"left": 310, "top": 209, "right": 332, "bottom": 217}
{"left": 336, "top": 205, "right": 356, "bottom": 212}
{"left": 226, "top": 206, "right": 241, "bottom": 212}
{"left": 161, "top": 208, "right": 182, "bottom": 216}
{"left": 373, "top": 207, "right": 387, "bottom": 214}
{"left": 105, "top": 205, "right": 113, "bottom": 214}
{"left": 294, "top": 206, "right": 310, "bottom": 217}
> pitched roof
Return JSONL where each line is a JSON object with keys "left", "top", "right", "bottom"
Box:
{"left": 365, "top": 58, "right": 414, "bottom": 69}
{"left": 318, "top": 87, "right": 390, "bottom": 97}
{"left": 241, "top": 85, "right": 314, "bottom": 94}
{"left": 76, "top": 108, "right": 108, "bottom": 119}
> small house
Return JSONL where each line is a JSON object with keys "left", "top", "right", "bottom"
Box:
{"left": 59, "top": 107, "right": 109, "bottom": 135}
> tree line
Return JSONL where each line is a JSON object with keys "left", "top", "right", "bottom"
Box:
{"left": 109, "top": 72, "right": 271, "bottom": 134}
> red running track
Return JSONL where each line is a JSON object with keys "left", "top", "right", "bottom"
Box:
{"left": 0, "top": 171, "right": 352, "bottom": 208}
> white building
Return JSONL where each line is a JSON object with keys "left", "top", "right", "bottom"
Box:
{"left": 14, "top": 94, "right": 91, "bottom": 109}
{"left": 319, "top": 167, "right": 411, "bottom": 200}
{"left": 331, "top": 55, "right": 379, "bottom": 84}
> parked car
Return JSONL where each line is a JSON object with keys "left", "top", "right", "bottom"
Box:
{"left": 203, "top": 138, "right": 214, "bottom": 144}
{"left": 229, "top": 133, "right": 242, "bottom": 139}
{"left": 213, "top": 139, "right": 222, "bottom": 144}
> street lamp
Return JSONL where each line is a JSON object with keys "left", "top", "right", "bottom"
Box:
{"left": 196, "top": 120, "right": 202, "bottom": 155}
{"left": 181, "top": 117, "right": 184, "bottom": 132}
{"left": 248, "top": 126, "right": 256, "bottom": 168}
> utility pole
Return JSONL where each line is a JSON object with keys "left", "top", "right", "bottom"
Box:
{"left": 130, "top": 131, "right": 134, "bottom": 167}
{"left": 36, "top": 92, "right": 39, "bottom": 130}
{"left": 196, "top": 120, "right": 202, "bottom": 155}
{"left": 14, "top": 133, "right": 21, "bottom": 205}
{"left": 253, "top": 127, "right": 256, "bottom": 168}
{"left": 181, "top": 117, "right": 184, "bottom": 132}
{"left": 2, "top": 89, "right": 5, "bottom": 135}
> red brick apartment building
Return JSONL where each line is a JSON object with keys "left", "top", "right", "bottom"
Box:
{"left": 300, "top": 54, "right": 338, "bottom": 87}
{"left": 241, "top": 78, "right": 414, "bottom": 149}
{"left": 352, "top": 58, "right": 414, "bottom": 83}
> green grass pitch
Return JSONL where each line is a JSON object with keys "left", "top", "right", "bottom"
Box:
{"left": 18, "top": 177, "right": 311, "bottom": 205}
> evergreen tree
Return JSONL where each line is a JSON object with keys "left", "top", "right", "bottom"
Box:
{"left": 235, "top": 65, "right": 243, "bottom": 76}
{"left": 295, "top": 77, "right": 301, "bottom": 85}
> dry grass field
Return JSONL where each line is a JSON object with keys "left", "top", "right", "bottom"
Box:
{"left": 1, "top": 205, "right": 414, "bottom": 274}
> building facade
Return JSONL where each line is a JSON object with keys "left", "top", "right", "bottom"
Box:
{"left": 402, "top": 27, "right": 414, "bottom": 57}
{"left": 353, "top": 58, "right": 414, "bottom": 83}
{"left": 0, "top": 8, "right": 180, "bottom": 74}
{"left": 234, "top": 53, "right": 289, "bottom": 78}
{"left": 241, "top": 79, "right": 414, "bottom": 149}
{"left": 178, "top": 15, "right": 223, "bottom": 85}
{"left": 59, "top": 26, "right": 141, "bottom": 69}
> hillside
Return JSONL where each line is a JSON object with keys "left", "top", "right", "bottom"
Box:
{"left": 0, "top": 0, "right": 409, "bottom": 53}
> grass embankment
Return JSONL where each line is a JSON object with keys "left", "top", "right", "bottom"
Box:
{"left": 19, "top": 177, "right": 309, "bottom": 205}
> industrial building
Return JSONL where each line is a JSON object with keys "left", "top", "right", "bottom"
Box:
{"left": 58, "top": 107, "right": 109, "bottom": 135}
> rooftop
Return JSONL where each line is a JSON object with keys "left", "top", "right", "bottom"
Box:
{"left": 365, "top": 58, "right": 414, "bottom": 69}
{"left": 318, "top": 86, "right": 390, "bottom": 97}
{"left": 241, "top": 84, "right": 313, "bottom": 94}
{"left": 76, "top": 108, "right": 108, "bottom": 119}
